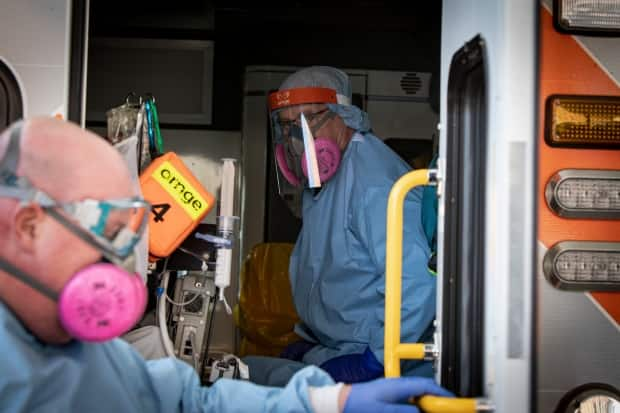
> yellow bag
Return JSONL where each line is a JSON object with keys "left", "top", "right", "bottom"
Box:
{"left": 234, "top": 243, "right": 301, "bottom": 357}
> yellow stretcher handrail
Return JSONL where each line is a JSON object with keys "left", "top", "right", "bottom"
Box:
{"left": 385, "top": 169, "right": 432, "bottom": 377}
{"left": 384, "top": 169, "right": 479, "bottom": 413}
{"left": 418, "top": 396, "right": 478, "bottom": 413}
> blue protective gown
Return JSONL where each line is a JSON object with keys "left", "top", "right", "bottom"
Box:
{"left": 244, "top": 133, "right": 436, "bottom": 386}
{"left": 0, "top": 302, "right": 333, "bottom": 413}
{"left": 291, "top": 132, "right": 436, "bottom": 374}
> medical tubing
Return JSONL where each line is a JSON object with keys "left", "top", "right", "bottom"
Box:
{"left": 164, "top": 291, "right": 204, "bottom": 307}
{"left": 195, "top": 232, "right": 232, "bottom": 248}
{"left": 158, "top": 270, "right": 177, "bottom": 358}
{"left": 178, "top": 247, "right": 213, "bottom": 271}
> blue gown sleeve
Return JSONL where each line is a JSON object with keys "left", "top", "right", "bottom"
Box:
{"left": 351, "top": 185, "right": 436, "bottom": 365}
{"left": 146, "top": 358, "right": 334, "bottom": 412}
{"left": 0, "top": 303, "right": 335, "bottom": 413}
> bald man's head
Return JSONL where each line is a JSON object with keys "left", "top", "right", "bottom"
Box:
{"left": 0, "top": 118, "right": 138, "bottom": 343}
{"left": 0, "top": 117, "right": 135, "bottom": 204}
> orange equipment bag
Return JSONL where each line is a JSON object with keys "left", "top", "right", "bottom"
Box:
{"left": 139, "top": 152, "right": 215, "bottom": 260}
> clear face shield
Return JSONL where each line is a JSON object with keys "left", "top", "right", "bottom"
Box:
{"left": 269, "top": 87, "right": 345, "bottom": 216}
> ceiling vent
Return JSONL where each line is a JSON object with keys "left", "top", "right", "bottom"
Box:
{"left": 400, "top": 72, "right": 423, "bottom": 95}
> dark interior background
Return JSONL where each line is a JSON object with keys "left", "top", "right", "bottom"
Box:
{"left": 89, "top": 0, "right": 442, "bottom": 131}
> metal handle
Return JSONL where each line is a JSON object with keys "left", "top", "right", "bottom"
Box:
{"left": 384, "top": 168, "right": 483, "bottom": 413}
{"left": 385, "top": 169, "right": 435, "bottom": 376}
{"left": 417, "top": 396, "right": 478, "bottom": 413}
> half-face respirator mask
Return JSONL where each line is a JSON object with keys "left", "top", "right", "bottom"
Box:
{"left": 0, "top": 123, "right": 150, "bottom": 342}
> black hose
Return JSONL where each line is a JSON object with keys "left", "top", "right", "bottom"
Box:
{"left": 200, "top": 287, "right": 218, "bottom": 381}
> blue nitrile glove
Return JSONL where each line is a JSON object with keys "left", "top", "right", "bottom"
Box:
{"left": 279, "top": 340, "right": 316, "bottom": 362}
{"left": 320, "top": 347, "right": 384, "bottom": 383}
{"left": 343, "top": 377, "right": 454, "bottom": 413}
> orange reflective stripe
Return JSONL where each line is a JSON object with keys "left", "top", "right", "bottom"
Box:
{"left": 538, "top": 7, "right": 620, "bottom": 323}
{"left": 268, "top": 87, "right": 338, "bottom": 110}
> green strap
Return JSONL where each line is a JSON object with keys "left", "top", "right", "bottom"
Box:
{"left": 150, "top": 99, "right": 164, "bottom": 154}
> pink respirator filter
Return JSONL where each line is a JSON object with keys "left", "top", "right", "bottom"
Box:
{"left": 58, "top": 263, "right": 146, "bottom": 342}
{"left": 301, "top": 137, "right": 341, "bottom": 183}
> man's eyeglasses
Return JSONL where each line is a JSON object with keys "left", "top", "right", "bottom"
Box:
{"left": 277, "top": 109, "right": 331, "bottom": 132}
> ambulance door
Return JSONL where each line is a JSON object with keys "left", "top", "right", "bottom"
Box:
{"left": 0, "top": 60, "right": 23, "bottom": 129}
{"left": 0, "top": 0, "right": 81, "bottom": 121}
{"left": 439, "top": 1, "right": 538, "bottom": 412}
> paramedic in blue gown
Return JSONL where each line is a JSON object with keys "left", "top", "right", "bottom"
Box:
{"left": 243, "top": 66, "right": 437, "bottom": 386}
{"left": 0, "top": 118, "right": 450, "bottom": 412}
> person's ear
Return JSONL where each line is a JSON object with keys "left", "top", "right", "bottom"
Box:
{"left": 13, "top": 204, "right": 45, "bottom": 252}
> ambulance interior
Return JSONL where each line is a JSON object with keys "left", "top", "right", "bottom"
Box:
{"left": 83, "top": 0, "right": 442, "bottom": 385}
{"left": 1, "top": 1, "right": 619, "bottom": 412}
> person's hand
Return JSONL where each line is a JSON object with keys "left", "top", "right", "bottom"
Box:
{"left": 279, "top": 340, "right": 315, "bottom": 362}
{"left": 338, "top": 377, "right": 453, "bottom": 413}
